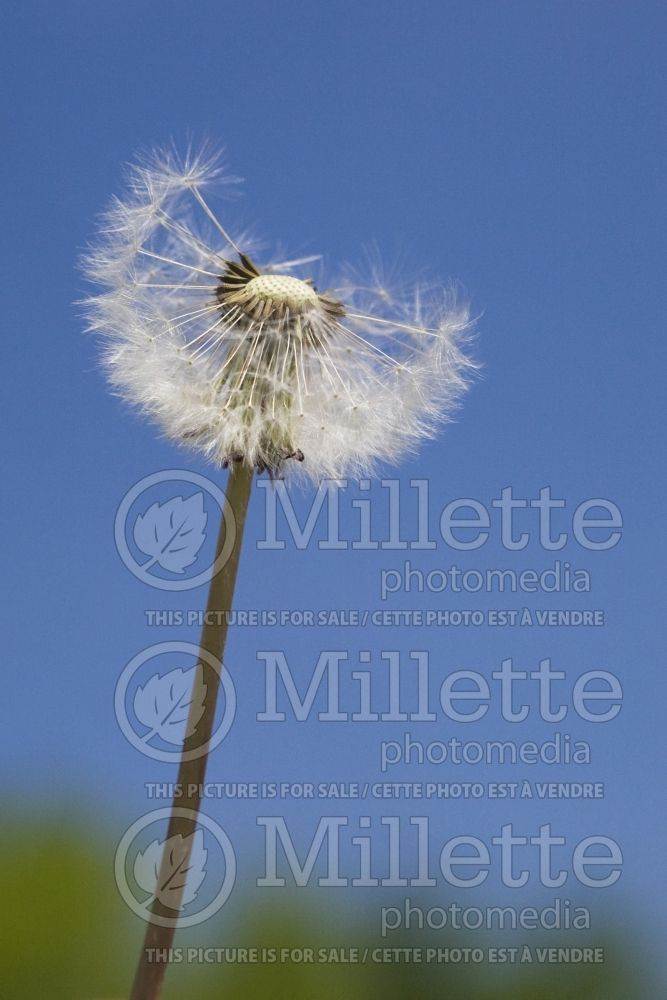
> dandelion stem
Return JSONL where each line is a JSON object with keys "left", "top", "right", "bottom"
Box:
{"left": 129, "top": 463, "right": 254, "bottom": 1000}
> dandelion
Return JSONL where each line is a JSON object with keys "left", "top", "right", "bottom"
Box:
{"left": 82, "top": 145, "right": 476, "bottom": 1000}
{"left": 83, "top": 147, "right": 475, "bottom": 482}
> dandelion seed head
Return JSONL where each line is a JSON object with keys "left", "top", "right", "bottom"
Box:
{"left": 244, "top": 275, "right": 318, "bottom": 312}
{"left": 82, "top": 146, "right": 477, "bottom": 481}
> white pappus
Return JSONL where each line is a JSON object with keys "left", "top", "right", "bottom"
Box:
{"left": 82, "top": 147, "right": 476, "bottom": 481}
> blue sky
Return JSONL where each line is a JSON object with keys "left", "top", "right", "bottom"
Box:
{"left": 2, "top": 0, "right": 666, "bottom": 974}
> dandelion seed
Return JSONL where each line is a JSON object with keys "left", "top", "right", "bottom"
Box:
{"left": 83, "top": 146, "right": 476, "bottom": 480}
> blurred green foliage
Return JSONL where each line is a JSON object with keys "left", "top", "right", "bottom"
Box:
{"left": 0, "top": 817, "right": 655, "bottom": 999}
